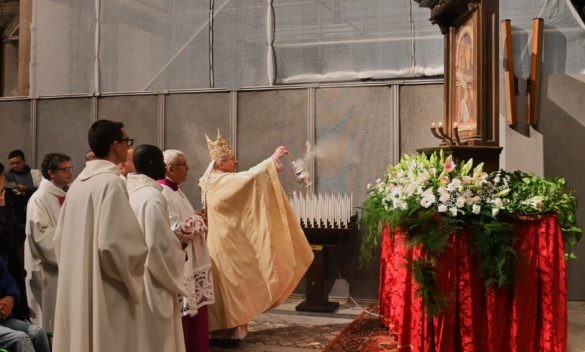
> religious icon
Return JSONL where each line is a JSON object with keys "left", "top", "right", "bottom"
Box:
{"left": 453, "top": 17, "right": 476, "bottom": 134}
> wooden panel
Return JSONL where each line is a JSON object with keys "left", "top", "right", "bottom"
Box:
{"left": 501, "top": 19, "right": 517, "bottom": 126}
{"left": 164, "top": 92, "right": 231, "bottom": 206}
{"left": 37, "top": 98, "right": 92, "bottom": 177}
{"left": 98, "top": 95, "right": 158, "bottom": 147}
{"left": 315, "top": 86, "right": 393, "bottom": 210}
{"left": 237, "top": 89, "right": 308, "bottom": 195}
{"left": 0, "top": 101, "right": 31, "bottom": 163}
{"left": 528, "top": 18, "right": 544, "bottom": 126}
{"left": 400, "top": 84, "right": 445, "bottom": 155}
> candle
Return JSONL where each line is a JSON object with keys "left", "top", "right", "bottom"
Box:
{"left": 439, "top": 122, "right": 443, "bottom": 127}
{"left": 454, "top": 123, "right": 458, "bottom": 128}
{"left": 432, "top": 122, "right": 436, "bottom": 128}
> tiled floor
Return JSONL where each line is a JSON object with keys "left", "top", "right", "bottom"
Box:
{"left": 569, "top": 301, "right": 585, "bottom": 352}
{"left": 211, "top": 297, "right": 365, "bottom": 351}
{"left": 212, "top": 298, "right": 585, "bottom": 352}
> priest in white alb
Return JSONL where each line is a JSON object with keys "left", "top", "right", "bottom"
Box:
{"left": 127, "top": 144, "right": 187, "bottom": 352}
{"left": 25, "top": 152, "right": 72, "bottom": 332}
{"left": 160, "top": 149, "right": 214, "bottom": 352}
{"left": 52, "top": 120, "right": 148, "bottom": 352}
{"left": 199, "top": 131, "right": 314, "bottom": 347}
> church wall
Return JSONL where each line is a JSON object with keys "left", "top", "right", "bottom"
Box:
{"left": 0, "top": 100, "right": 30, "bottom": 163}
{"left": 165, "top": 92, "right": 231, "bottom": 207}
{"left": 399, "top": 84, "right": 444, "bottom": 155}
{"left": 502, "top": 74, "right": 585, "bottom": 301}
{"left": 2, "top": 76, "right": 584, "bottom": 300}
{"left": 315, "top": 86, "right": 395, "bottom": 300}
{"left": 98, "top": 95, "right": 159, "bottom": 148}
{"left": 36, "top": 98, "right": 92, "bottom": 178}
{"left": 0, "top": 82, "right": 453, "bottom": 301}
{"left": 237, "top": 88, "right": 308, "bottom": 194}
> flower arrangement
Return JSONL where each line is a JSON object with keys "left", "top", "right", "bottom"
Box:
{"left": 361, "top": 151, "right": 581, "bottom": 315}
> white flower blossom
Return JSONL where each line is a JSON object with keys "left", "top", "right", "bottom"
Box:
{"left": 456, "top": 196, "right": 466, "bottom": 208}
{"left": 472, "top": 204, "right": 481, "bottom": 214}
{"left": 366, "top": 183, "right": 371, "bottom": 190}
{"left": 438, "top": 188, "right": 450, "bottom": 203}
{"left": 449, "top": 207, "right": 458, "bottom": 216}
{"left": 523, "top": 196, "right": 545, "bottom": 211}
{"left": 492, "top": 207, "right": 500, "bottom": 216}
{"left": 492, "top": 198, "right": 503, "bottom": 208}
{"left": 447, "top": 178, "right": 462, "bottom": 191}
{"left": 438, "top": 204, "right": 448, "bottom": 213}
{"left": 420, "top": 189, "right": 436, "bottom": 208}
{"left": 467, "top": 195, "right": 480, "bottom": 206}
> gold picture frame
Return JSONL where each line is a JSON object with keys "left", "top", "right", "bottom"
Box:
{"left": 450, "top": 13, "right": 479, "bottom": 140}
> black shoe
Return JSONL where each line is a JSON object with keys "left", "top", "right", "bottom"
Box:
{"left": 210, "top": 338, "right": 241, "bottom": 349}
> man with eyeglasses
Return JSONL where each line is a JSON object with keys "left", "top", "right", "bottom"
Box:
{"left": 24, "top": 153, "right": 72, "bottom": 334}
{"left": 52, "top": 120, "right": 148, "bottom": 352}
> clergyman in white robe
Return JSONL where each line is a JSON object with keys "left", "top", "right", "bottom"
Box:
{"left": 24, "top": 178, "right": 65, "bottom": 331}
{"left": 127, "top": 173, "right": 187, "bottom": 352}
{"left": 52, "top": 160, "right": 148, "bottom": 352}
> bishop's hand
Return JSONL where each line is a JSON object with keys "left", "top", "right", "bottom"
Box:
{"left": 272, "top": 146, "right": 288, "bottom": 173}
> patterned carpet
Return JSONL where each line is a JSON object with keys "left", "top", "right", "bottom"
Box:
{"left": 245, "top": 321, "right": 347, "bottom": 350}
{"left": 323, "top": 310, "right": 397, "bottom": 352}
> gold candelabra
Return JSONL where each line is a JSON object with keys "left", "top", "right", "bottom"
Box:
{"left": 431, "top": 122, "right": 464, "bottom": 146}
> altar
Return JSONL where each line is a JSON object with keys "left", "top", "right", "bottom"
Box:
{"left": 378, "top": 214, "right": 567, "bottom": 352}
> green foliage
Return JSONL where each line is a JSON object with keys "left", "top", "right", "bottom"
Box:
{"left": 469, "top": 218, "right": 516, "bottom": 288}
{"left": 359, "top": 191, "right": 392, "bottom": 268}
{"left": 360, "top": 152, "right": 582, "bottom": 317}
{"left": 502, "top": 171, "right": 582, "bottom": 259}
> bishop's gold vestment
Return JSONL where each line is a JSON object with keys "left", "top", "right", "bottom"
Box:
{"left": 203, "top": 158, "right": 313, "bottom": 331}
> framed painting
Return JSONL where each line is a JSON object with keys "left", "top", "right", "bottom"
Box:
{"left": 450, "top": 12, "right": 479, "bottom": 140}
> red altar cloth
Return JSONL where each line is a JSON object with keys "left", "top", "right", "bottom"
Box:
{"left": 378, "top": 214, "right": 567, "bottom": 352}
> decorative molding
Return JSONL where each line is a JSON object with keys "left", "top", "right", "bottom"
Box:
{"left": 3, "top": 15, "right": 19, "bottom": 39}
{"left": 209, "top": 0, "right": 215, "bottom": 88}
{"left": 266, "top": 0, "right": 276, "bottom": 85}
{"left": 430, "top": 0, "right": 449, "bottom": 18}
{"left": 91, "top": 95, "right": 98, "bottom": 123}
{"left": 392, "top": 85, "right": 401, "bottom": 164}
{"left": 30, "top": 98, "right": 37, "bottom": 167}
{"left": 94, "top": 0, "right": 101, "bottom": 94}
{"left": 158, "top": 93, "right": 166, "bottom": 148}
{"left": 307, "top": 87, "right": 316, "bottom": 194}
{"left": 0, "top": 1, "right": 19, "bottom": 16}
{"left": 230, "top": 90, "right": 237, "bottom": 157}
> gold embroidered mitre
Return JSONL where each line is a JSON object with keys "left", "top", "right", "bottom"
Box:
{"left": 206, "top": 130, "right": 233, "bottom": 160}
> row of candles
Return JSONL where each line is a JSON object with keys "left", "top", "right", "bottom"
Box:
{"left": 289, "top": 192, "right": 354, "bottom": 229}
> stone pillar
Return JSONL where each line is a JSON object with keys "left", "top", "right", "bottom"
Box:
{"left": 18, "top": 0, "right": 32, "bottom": 96}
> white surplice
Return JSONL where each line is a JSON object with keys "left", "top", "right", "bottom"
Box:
{"left": 127, "top": 174, "right": 186, "bottom": 352}
{"left": 53, "top": 160, "right": 148, "bottom": 352}
{"left": 24, "top": 178, "right": 65, "bottom": 332}
{"left": 161, "top": 181, "right": 214, "bottom": 316}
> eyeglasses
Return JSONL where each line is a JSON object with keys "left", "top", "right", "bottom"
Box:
{"left": 119, "top": 138, "right": 134, "bottom": 146}
{"left": 56, "top": 167, "right": 74, "bottom": 173}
